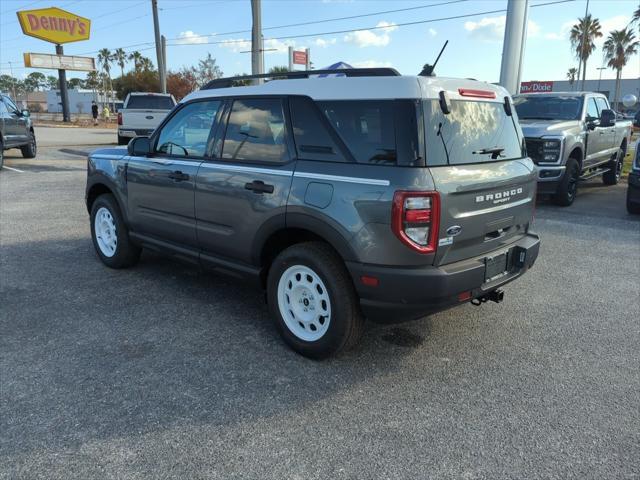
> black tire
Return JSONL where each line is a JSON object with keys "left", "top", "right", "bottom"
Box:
{"left": 20, "top": 130, "right": 36, "bottom": 158}
{"left": 90, "top": 193, "right": 141, "bottom": 269}
{"left": 603, "top": 148, "right": 623, "bottom": 185}
{"left": 0, "top": 139, "right": 4, "bottom": 170}
{"left": 553, "top": 158, "right": 580, "bottom": 206}
{"left": 266, "top": 242, "right": 364, "bottom": 359}
{"left": 117, "top": 135, "right": 128, "bottom": 146}
{"left": 627, "top": 190, "right": 640, "bottom": 214}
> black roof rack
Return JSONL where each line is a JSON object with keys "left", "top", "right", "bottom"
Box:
{"left": 201, "top": 68, "right": 401, "bottom": 90}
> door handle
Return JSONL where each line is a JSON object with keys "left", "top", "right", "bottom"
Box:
{"left": 245, "top": 180, "right": 274, "bottom": 194}
{"left": 168, "top": 170, "right": 190, "bottom": 181}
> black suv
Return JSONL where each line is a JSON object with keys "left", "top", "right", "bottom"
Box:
{"left": 86, "top": 69, "right": 540, "bottom": 358}
{"left": 0, "top": 94, "right": 37, "bottom": 169}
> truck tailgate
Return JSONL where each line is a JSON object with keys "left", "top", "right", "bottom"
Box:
{"left": 122, "top": 109, "right": 169, "bottom": 130}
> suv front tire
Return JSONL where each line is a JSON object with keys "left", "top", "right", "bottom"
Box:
{"left": 267, "top": 242, "right": 364, "bottom": 359}
{"left": 20, "top": 131, "right": 36, "bottom": 158}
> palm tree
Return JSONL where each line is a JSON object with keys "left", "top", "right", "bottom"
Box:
{"left": 97, "top": 48, "right": 115, "bottom": 111}
{"left": 566, "top": 67, "right": 578, "bottom": 90}
{"left": 128, "top": 51, "right": 143, "bottom": 72}
{"left": 113, "top": 48, "right": 127, "bottom": 78}
{"left": 632, "top": 4, "right": 639, "bottom": 30}
{"left": 570, "top": 14, "right": 603, "bottom": 90}
{"left": 138, "top": 56, "right": 154, "bottom": 72}
{"left": 603, "top": 28, "right": 639, "bottom": 108}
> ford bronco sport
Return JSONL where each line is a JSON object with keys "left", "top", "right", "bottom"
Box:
{"left": 86, "top": 68, "right": 540, "bottom": 358}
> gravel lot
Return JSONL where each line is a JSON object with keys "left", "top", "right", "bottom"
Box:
{"left": 1, "top": 133, "right": 639, "bottom": 479}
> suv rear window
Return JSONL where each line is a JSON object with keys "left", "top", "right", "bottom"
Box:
{"left": 126, "top": 95, "right": 175, "bottom": 110}
{"left": 317, "top": 100, "right": 419, "bottom": 166}
{"left": 424, "top": 99, "right": 523, "bottom": 166}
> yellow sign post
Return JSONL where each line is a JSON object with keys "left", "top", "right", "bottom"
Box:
{"left": 17, "top": 7, "right": 92, "bottom": 122}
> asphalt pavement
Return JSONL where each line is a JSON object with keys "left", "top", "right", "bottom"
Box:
{"left": 1, "top": 128, "right": 639, "bottom": 479}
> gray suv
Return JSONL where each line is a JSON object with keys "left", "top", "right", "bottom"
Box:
{"left": 0, "top": 94, "right": 37, "bottom": 169}
{"left": 85, "top": 69, "right": 540, "bottom": 358}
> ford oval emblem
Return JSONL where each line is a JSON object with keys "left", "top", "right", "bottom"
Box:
{"left": 446, "top": 225, "right": 462, "bottom": 236}
{"left": 145, "top": 115, "right": 154, "bottom": 120}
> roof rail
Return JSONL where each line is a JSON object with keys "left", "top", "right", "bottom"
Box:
{"left": 201, "top": 68, "right": 401, "bottom": 90}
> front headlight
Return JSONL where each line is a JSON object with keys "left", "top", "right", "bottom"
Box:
{"left": 541, "top": 138, "right": 562, "bottom": 162}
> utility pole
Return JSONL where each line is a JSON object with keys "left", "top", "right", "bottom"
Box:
{"left": 8, "top": 61, "right": 17, "bottom": 100}
{"left": 56, "top": 44, "right": 70, "bottom": 122}
{"left": 161, "top": 34, "right": 167, "bottom": 93}
{"left": 251, "top": 0, "right": 263, "bottom": 84}
{"left": 499, "top": 0, "right": 529, "bottom": 95}
{"left": 151, "top": 0, "right": 166, "bottom": 93}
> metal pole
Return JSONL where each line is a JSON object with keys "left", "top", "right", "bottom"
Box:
{"left": 288, "top": 46, "right": 293, "bottom": 71}
{"left": 161, "top": 35, "right": 167, "bottom": 93}
{"left": 305, "top": 48, "right": 310, "bottom": 71}
{"left": 579, "top": 0, "right": 590, "bottom": 91}
{"left": 596, "top": 66, "right": 605, "bottom": 92}
{"left": 499, "top": 0, "right": 529, "bottom": 95}
{"left": 251, "top": 0, "right": 263, "bottom": 84}
{"left": 515, "top": 0, "right": 529, "bottom": 90}
{"left": 151, "top": 0, "right": 165, "bottom": 92}
{"left": 56, "top": 44, "right": 70, "bottom": 122}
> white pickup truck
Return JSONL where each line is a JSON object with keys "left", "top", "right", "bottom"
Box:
{"left": 117, "top": 92, "right": 176, "bottom": 145}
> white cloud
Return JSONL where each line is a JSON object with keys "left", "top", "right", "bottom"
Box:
{"left": 464, "top": 15, "right": 539, "bottom": 42}
{"left": 428, "top": 28, "right": 437, "bottom": 37}
{"left": 218, "top": 38, "right": 295, "bottom": 54}
{"left": 219, "top": 38, "right": 252, "bottom": 52}
{"left": 314, "top": 38, "right": 337, "bottom": 48}
{"left": 264, "top": 38, "right": 296, "bottom": 53}
{"left": 175, "top": 31, "right": 208, "bottom": 45}
{"left": 344, "top": 21, "right": 398, "bottom": 47}
{"left": 597, "top": 15, "right": 630, "bottom": 45}
{"left": 352, "top": 60, "right": 393, "bottom": 68}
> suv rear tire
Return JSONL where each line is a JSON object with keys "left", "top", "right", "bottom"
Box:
{"left": 602, "top": 148, "right": 623, "bottom": 185}
{"left": 267, "top": 242, "right": 364, "bottom": 359}
{"left": 553, "top": 158, "right": 580, "bottom": 206}
{"left": 20, "top": 131, "right": 36, "bottom": 158}
{"left": 90, "top": 193, "right": 141, "bottom": 268}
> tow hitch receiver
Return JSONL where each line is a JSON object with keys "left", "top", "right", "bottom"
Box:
{"left": 472, "top": 289, "right": 504, "bottom": 306}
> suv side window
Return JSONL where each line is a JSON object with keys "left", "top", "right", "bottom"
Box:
{"left": 0, "top": 97, "right": 8, "bottom": 115}
{"left": 3, "top": 96, "right": 19, "bottom": 114}
{"left": 222, "top": 98, "right": 289, "bottom": 163}
{"left": 289, "top": 96, "right": 346, "bottom": 162}
{"left": 585, "top": 97, "right": 599, "bottom": 120}
{"left": 595, "top": 97, "right": 609, "bottom": 115}
{"left": 155, "top": 100, "right": 221, "bottom": 158}
{"left": 317, "top": 100, "right": 398, "bottom": 165}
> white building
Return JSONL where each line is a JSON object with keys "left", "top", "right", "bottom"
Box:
{"left": 46, "top": 89, "right": 122, "bottom": 114}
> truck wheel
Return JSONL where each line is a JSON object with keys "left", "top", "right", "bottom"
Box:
{"left": 267, "top": 242, "right": 364, "bottom": 359}
{"left": 602, "top": 148, "right": 623, "bottom": 185}
{"left": 90, "top": 194, "right": 141, "bottom": 269}
{"left": 553, "top": 158, "right": 580, "bottom": 206}
{"left": 20, "top": 131, "right": 36, "bottom": 158}
{"left": 117, "top": 135, "right": 128, "bottom": 146}
{"left": 0, "top": 139, "right": 4, "bottom": 170}
{"left": 627, "top": 189, "right": 640, "bottom": 214}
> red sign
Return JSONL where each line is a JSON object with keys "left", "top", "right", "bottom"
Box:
{"left": 520, "top": 81, "right": 554, "bottom": 93}
{"left": 292, "top": 50, "right": 307, "bottom": 65}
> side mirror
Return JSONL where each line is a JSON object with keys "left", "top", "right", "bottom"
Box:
{"left": 599, "top": 109, "right": 616, "bottom": 128}
{"left": 21, "top": 109, "right": 30, "bottom": 117}
{"left": 127, "top": 136, "right": 151, "bottom": 156}
{"left": 586, "top": 118, "right": 598, "bottom": 130}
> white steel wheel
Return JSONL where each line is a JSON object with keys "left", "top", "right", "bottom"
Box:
{"left": 277, "top": 265, "right": 332, "bottom": 342}
{"left": 94, "top": 207, "right": 118, "bottom": 257}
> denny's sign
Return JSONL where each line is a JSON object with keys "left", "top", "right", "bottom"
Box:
{"left": 17, "top": 7, "right": 90, "bottom": 44}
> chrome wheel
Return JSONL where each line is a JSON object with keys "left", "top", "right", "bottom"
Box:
{"left": 277, "top": 265, "right": 331, "bottom": 342}
{"left": 94, "top": 207, "right": 117, "bottom": 257}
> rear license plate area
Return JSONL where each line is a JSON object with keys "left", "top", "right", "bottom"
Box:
{"left": 485, "top": 252, "right": 508, "bottom": 282}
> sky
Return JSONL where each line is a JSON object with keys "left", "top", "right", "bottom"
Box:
{"left": 0, "top": 0, "right": 638, "bottom": 85}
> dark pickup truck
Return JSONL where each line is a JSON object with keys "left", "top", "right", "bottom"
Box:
{"left": 0, "top": 94, "right": 37, "bottom": 169}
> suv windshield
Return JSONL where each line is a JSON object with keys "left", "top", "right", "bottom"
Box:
{"left": 126, "top": 95, "right": 175, "bottom": 110}
{"left": 424, "top": 99, "right": 524, "bottom": 166}
{"left": 512, "top": 95, "right": 581, "bottom": 120}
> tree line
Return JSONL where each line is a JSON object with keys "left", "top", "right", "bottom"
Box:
{"left": 566, "top": 4, "right": 639, "bottom": 106}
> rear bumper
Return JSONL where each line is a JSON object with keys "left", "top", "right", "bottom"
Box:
{"left": 346, "top": 233, "right": 540, "bottom": 323}
{"left": 118, "top": 128, "right": 153, "bottom": 138}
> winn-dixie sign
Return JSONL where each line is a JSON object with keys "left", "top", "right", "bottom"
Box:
{"left": 520, "top": 81, "right": 554, "bottom": 94}
{"left": 17, "top": 7, "right": 90, "bottom": 44}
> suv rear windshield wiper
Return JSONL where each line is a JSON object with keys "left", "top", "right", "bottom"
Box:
{"left": 472, "top": 146, "right": 505, "bottom": 159}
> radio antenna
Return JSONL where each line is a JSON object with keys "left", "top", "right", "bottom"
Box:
{"left": 419, "top": 40, "right": 449, "bottom": 77}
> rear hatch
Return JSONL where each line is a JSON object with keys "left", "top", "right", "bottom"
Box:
{"left": 422, "top": 90, "right": 536, "bottom": 266}
{"left": 122, "top": 94, "right": 175, "bottom": 130}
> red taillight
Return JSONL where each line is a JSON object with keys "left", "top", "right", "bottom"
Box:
{"left": 117, "top": 112, "right": 122, "bottom": 125}
{"left": 458, "top": 88, "right": 496, "bottom": 99}
{"left": 391, "top": 191, "right": 440, "bottom": 254}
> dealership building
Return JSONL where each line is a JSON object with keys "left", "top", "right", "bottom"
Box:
{"left": 519, "top": 78, "right": 640, "bottom": 110}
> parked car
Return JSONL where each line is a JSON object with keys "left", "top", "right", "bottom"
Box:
{"left": 513, "top": 92, "right": 633, "bottom": 206}
{"left": 0, "top": 93, "right": 37, "bottom": 169}
{"left": 86, "top": 68, "right": 540, "bottom": 358}
{"left": 117, "top": 92, "right": 176, "bottom": 145}
{"left": 628, "top": 139, "right": 640, "bottom": 214}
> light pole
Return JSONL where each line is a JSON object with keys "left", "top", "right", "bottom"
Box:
{"left": 499, "top": 0, "right": 529, "bottom": 95}
{"left": 596, "top": 67, "right": 606, "bottom": 92}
